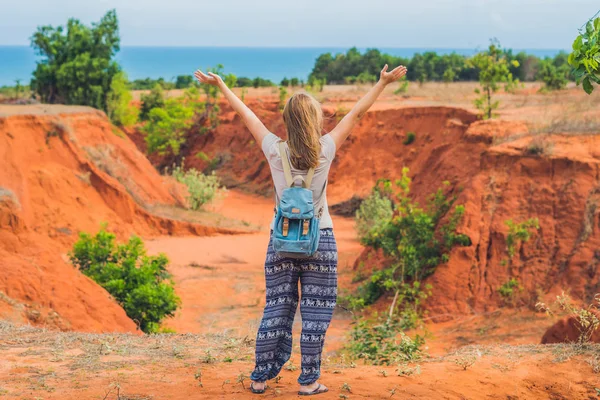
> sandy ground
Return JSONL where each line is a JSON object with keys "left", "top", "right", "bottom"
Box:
{"left": 145, "top": 190, "right": 362, "bottom": 353}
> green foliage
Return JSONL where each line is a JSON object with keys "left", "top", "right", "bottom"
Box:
{"left": 130, "top": 77, "right": 174, "bottom": 91}
{"left": 69, "top": 226, "right": 180, "bottom": 333}
{"left": 443, "top": 67, "right": 457, "bottom": 83}
{"left": 142, "top": 98, "right": 195, "bottom": 155}
{"left": 364, "top": 169, "right": 470, "bottom": 284}
{"left": 569, "top": 17, "right": 600, "bottom": 94}
{"left": 469, "top": 40, "right": 519, "bottom": 119}
{"left": 30, "top": 10, "right": 121, "bottom": 112}
{"left": 498, "top": 278, "right": 522, "bottom": 299}
{"left": 175, "top": 75, "right": 194, "bottom": 89}
{"left": 393, "top": 77, "right": 409, "bottom": 95}
{"left": 140, "top": 84, "right": 166, "bottom": 121}
{"left": 278, "top": 86, "right": 288, "bottom": 111}
{"left": 280, "top": 77, "right": 290, "bottom": 87}
{"left": 355, "top": 185, "right": 394, "bottom": 246}
{"left": 347, "top": 316, "right": 424, "bottom": 365}
{"left": 356, "top": 71, "right": 377, "bottom": 84}
{"left": 170, "top": 161, "right": 224, "bottom": 210}
{"left": 290, "top": 77, "right": 300, "bottom": 87}
{"left": 505, "top": 218, "right": 539, "bottom": 258}
{"left": 536, "top": 59, "right": 569, "bottom": 91}
{"left": 107, "top": 71, "right": 138, "bottom": 127}
{"left": 403, "top": 132, "right": 416, "bottom": 145}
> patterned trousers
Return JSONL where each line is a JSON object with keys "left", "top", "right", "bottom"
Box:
{"left": 250, "top": 229, "right": 338, "bottom": 385}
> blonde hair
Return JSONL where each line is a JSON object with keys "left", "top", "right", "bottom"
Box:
{"left": 282, "top": 92, "right": 323, "bottom": 170}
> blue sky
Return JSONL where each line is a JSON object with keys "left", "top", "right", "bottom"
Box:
{"left": 0, "top": 0, "right": 597, "bottom": 49}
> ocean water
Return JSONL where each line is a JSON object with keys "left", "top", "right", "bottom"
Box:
{"left": 0, "top": 46, "right": 567, "bottom": 87}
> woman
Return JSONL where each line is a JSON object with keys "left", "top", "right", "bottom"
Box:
{"left": 194, "top": 64, "right": 407, "bottom": 396}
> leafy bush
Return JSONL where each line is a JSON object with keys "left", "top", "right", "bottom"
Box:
{"left": 355, "top": 184, "right": 394, "bottom": 245}
{"left": 505, "top": 218, "right": 539, "bottom": 258}
{"left": 70, "top": 226, "right": 180, "bottom": 333}
{"left": 30, "top": 10, "right": 120, "bottom": 111}
{"left": 537, "top": 292, "right": 600, "bottom": 343}
{"left": 569, "top": 16, "right": 600, "bottom": 94}
{"left": 107, "top": 71, "right": 138, "bottom": 127}
{"left": 393, "top": 77, "right": 409, "bottom": 95}
{"left": 140, "top": 84, "right": 166, "bottom": 121}
{"left": 280, "top": 77, "right": 290, "bottom": 87}
{"left": 170, "top": 162, "right": 224, "bottom": 210}
{"left": 536, "top": 59, "right": 569, "bottom": 91}
{"left": 290, "top": 77, "right": 300, "bottom": 87}
{"left": 498, "top": 278, "right": 522, "bottom": 299}
{"left": 403, "top": 132, "right": 416, "bottom": 145}
{"left": 364, "top": 169, "right": 470, "bottom": 284}
{"left": 348, "top": 316, "right": 423, "bottom": 365}
{"left": 142, "top": 98, "right": 194, "bottom": 155}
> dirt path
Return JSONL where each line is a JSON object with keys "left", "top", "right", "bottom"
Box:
{"left": 145, "top": 190, "right": 363, "bottom": 351}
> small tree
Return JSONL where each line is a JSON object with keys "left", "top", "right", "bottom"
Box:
{"left": 469, "top": 40, "right": 519, "bottom": 119}
{"left": 107, "top": 71, "right": 138, "bottom": 127}
{"left": 140, "top": 84, "right": 166, "bottom": 121}
{"left": 280, "top": 77, "right": 290, "bottom": 87}
{"left": 569, "top": 16, "right": 600, "bottom": 94}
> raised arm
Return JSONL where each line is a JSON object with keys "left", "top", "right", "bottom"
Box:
{"left": 329, "top": 64, "right": 407, "bottom": 149}
{"left": 194, "top": 70, "right": 270, "bottom": 144}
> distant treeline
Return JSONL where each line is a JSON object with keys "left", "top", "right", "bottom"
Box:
{"left": 129, "top": 75, "right": 278, "bottom": 91}
{"left": 308, "top": 47, "right": 572, "bottom": 84}
{"left": 127, "top": 47, "right": 571, "bottom": 91}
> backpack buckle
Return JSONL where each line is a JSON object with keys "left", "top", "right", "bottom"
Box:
{"left": 302, "top": 219, "right": 310, "bottom": 235}
{"left": 283, "top": 218, "right": 289, "bottom": 236}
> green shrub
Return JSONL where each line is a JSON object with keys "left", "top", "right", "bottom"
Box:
{"left": 69, "top": 226, "right": 180, "bottom": 333}
{"left": 140, "top": 84, "right": 166, "bottom": 121}
{"left": 355, "top": 185, "right": 393, "bottom": 245}
{"left": 107, "top": 71, "right": 138, "bottom": 127}
{"left": 348, "top": 316, "right": 423, "bottom": 365}
{"left": 364, "top": 169, "right": 470, "bottom": 284}
{"left": 403, "top": 132, "right": 416, "bottom": 145}
{"left": 394, "top": 77, "right": 409, "bottom": 94}
{"left": 536, "top": 59, "right": 569, "bottom": 91}
{"left": 142, "top": 98, "right": 194, "bottom": 156}
{"left": 170, "top": 162, "right": 224, "bottom": 210}
{"left": 498, "top": 278, "right": 522, "bottom": 299}
{"left": 505, "top": 218, "right": 539, "bottom": 258}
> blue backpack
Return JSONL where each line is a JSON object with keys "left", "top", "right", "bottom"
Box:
{"left": 272, "top": 141, "right": 320, "bottom": 258}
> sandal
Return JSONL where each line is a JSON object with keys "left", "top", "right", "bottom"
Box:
{"left": 250, "top": 381, "right": 267, "bottom": 394}
{"left": 298, "top": 383, "right": 329, "bottom": 396}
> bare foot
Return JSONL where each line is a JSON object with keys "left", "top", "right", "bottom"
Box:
{"left": 299, "top": 381, "right": 328, "bottom": 394}
{"left": 251, "top": 381, "right": 266, "bottom": 391}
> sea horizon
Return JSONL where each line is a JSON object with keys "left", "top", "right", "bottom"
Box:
{"left": 0, "top": 45, "right": 570, "bottom": 87}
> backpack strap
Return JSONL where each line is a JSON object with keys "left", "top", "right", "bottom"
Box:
{"left": 278, "top": 141, "right": 294, "bottom": 187}
{"left": 278, "top": 141, "right": 316, "bottom": 188}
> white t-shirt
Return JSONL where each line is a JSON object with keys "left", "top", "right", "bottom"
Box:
{"left": 261, "top": 132, "right": 336, "bottom": 230}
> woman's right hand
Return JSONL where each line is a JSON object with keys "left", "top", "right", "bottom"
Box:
{"left": 194, "top": 69, "right": 225, "bottom": 88}
{"left": 379, "top": 64, "right": 408, "bottom": 85}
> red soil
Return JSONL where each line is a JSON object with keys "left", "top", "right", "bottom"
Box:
{"left": 147, "top": 100, "right": 600, "bottom": 326}
{"left": 0, "top": 106, "right": 238, "bottom": 332}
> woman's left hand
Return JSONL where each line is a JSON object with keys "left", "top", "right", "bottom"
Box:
{"left": 194, "top": 70, "right": 224, "bottom": 87}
